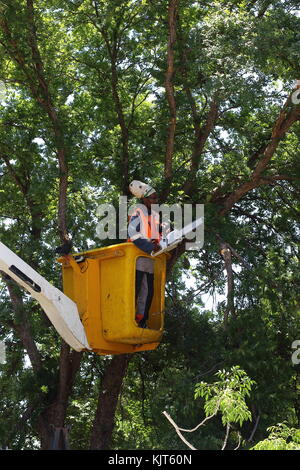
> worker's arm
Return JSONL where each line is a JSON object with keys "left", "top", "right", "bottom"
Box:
{"left": 133, "top": 238, "right": 154, "bottom": 254}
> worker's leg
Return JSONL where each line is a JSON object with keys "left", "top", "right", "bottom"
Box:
{"left": 135, "top": 271, "right": 154, "bottom": 327}
{"left": 135, "top": 270, "right": 147, "bottom": 324}
{"left": 135, "top": 269, "right": 144, "bottom": 301}
{"left": 135, "top": 258, "right": 155, "bottom": 327}
{"left": 142, "top": 272, "right": 154, "bottom": 325}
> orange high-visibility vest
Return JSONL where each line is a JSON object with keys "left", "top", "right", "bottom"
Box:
{"left": 128, "top": 207, "right": 161, "bottom": 242}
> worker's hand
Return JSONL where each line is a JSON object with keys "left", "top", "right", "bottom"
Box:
{"left": 161, "top": 222, "right": 171, "bottom": 236}
{"left": 152, "top": 241, "right": 161, "bottom": 253}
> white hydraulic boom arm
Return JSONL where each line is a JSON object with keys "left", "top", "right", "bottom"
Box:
{"left": 0, "top": 241, "right": 91, "bottom": 352}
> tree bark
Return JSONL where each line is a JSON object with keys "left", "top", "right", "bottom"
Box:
{"left": 219, "top": 242, "right": 235, "bottom": 327}
{"left": 110, "top": 57, "right": 130, "bottom": 195}
{"left": 218, "top": 95, "right": 300, "bottom": 216}
{"left": 0, "top": 152, "right": 44, "bottom": 240}
{"left": 177, "top": 22, "right": 218, "bottom": 195}
{"left": 182, "top": 98, "right": 218, "bottom": 195}
{"left": 0, "top": 4, "right": 78, "bottom": 449}
{"left": 38, "top": 344, "right": 82, "bottom": 449}
{"left": 4, "top": 278, "right": 43, "bottom": 372}
{"left": 163, "top": 0, "right": 178, "bottom": 190}
{"left": 25, "top": 0, "right": 69, "bottom": 242}
{"left": 92, "top": 2, "right": 130, "bottom": 195}
{"left": 0, "top": 1, "right": 70, "bottom": 242}
{"left": 1, "top": 278, "right": 81, "bottom": 450}
{"left": 90, "top": 354, "right": 130, "bottom": 450}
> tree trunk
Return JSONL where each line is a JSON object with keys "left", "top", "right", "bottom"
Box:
{"left": 38, "top": 344, "right": 82, "bottom": 449}
{"left": 90, "top": 354, "right": 130, "bottom": 450}
{"left": 163, "top": 0, "right": 178, "bottom": 196}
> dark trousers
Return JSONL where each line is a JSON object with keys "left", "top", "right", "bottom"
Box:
{"left": 135, "top": 270, "right": 154, "bottom": 324}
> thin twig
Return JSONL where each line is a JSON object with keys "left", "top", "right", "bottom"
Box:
{"left": 234, "top": 432, "right": 242, "bottom": 450}
{"left": 162, "top": 411, "right": 197, "bottom": 450}
{"left": 222, "top": 423, "right": 230, "bottom": 450}
{"left": 248, "top": 411, "right": 261, "bottom": 442}
{"left": 163, "top": 397, "right": 221, "bottom": 450}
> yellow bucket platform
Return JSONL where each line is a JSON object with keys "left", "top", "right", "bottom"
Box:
{"left": 57, "top": 242, "right": 167, "bottom": 355}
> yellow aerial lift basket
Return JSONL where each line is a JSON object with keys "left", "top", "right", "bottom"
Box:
{"left": 57, "top": 242, "right": 167, "bottom": 355}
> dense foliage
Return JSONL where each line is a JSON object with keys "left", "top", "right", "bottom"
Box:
{"left": 0, "top": 0, "right": 300, "bottom": 450}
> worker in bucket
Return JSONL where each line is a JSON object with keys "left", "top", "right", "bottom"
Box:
{"left": 128, "top": 180, "right": 162, "bottom": 328}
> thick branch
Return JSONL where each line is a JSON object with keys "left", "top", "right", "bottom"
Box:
{"left": 110, "top": 59, "right": 130, "bottom": 194}
{"left": 164, "top": 0, "right": 178, "bottom": 183}
{"left": 0, "top": 152, "right": 44, "bottom": 239}
{"left": 219, "top": 94, "right": 300, "bottom": 216}
{"left": 216, "top": 233, "right": 251, "bottom": 270}
{"left": 26, "top": 0, "right": 69, "bottom": 241}
{"left": 177, "top": 18, "right": 218, "bottom": 195}
{"left": 0, "top": 153, "right": 29, "bottom": 195}
{"left": 91, "top": 3, "right": 130, "bottom": 195}
{"left": 183, "top": 98, "right": 218, "bottom": 194}
{"left": 0, "top": 16, "right": 39, "bottom": 96}
{"left": 1, "top": 3, "right": 69, "bottom": 242}
{"left": 4, "top": 277, "right": 42, "bottom": 371}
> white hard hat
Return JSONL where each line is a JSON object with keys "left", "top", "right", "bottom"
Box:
{"left": 129, "top": 180, "right": 156, "bottom": 198}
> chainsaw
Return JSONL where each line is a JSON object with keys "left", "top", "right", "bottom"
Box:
{"left": 151, "top": 216, "right": 203, "bottom": 257}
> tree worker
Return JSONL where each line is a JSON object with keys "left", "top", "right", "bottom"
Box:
{"left": 128, "top": 180, "right": 162, "bottom": 328}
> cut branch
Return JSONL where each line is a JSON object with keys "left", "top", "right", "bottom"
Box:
{"left": 216, "top": 233, "right": 251, "bottom": 270}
